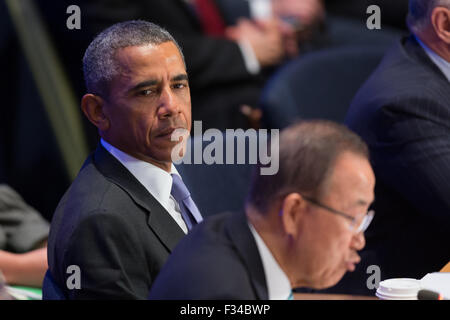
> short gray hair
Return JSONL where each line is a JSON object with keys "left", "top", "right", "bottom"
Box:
{"left": 407, "top": 0, "right": 450, "bottom": 33}
{"left": 247, "top": 120, "right": 369, "bottom": 213}
{"left": 83, "top": 20, "right": 185, "bottom": 97}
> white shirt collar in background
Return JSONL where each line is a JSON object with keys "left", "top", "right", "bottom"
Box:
{"left": 237, "top": 0, "right": 273, "bottom": 75}
{"left": 247, "top": 0, "right": 272, "bottom": 19}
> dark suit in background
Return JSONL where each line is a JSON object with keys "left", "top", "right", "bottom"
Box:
{"left": 343, "top": 35, "right": 450, "bottom": 290}
{"left": 215, "top": 0, "right": 250, "bottom": 25}
{"left": 47, "top": 145, "right": 185, "bottom": 299}
{"left": 149, "top": 211, "right": 268, "bottom": 300}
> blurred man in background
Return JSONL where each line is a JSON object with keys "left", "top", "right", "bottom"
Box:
{"left": 344, "top": 0, "right": 450, "bottom": 292}
{"left": 219, "top": 0, "right": 326, "bottom": 57}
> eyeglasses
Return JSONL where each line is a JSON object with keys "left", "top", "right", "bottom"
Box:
{"left": 301, "top": 195, "right": 375, "bottom": 233}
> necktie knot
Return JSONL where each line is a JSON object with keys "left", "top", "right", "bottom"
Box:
{"left": 171, "top": 174, "right": 191, "bottom": 202}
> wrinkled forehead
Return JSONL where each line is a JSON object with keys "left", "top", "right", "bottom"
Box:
{"left": 114, "top": 42, "right": 186, "bottom": 73}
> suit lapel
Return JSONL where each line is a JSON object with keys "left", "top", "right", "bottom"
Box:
{"left": 225, "top": 211, "right": 268, "bottom": 300}
{"left": 92, "top": 144, "right": 185, "bottom": 252}
{"left": 403, "top": 35, "right": 449, "bottom": 82}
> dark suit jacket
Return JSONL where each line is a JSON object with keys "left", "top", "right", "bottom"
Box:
{"left": 149, "top": 211, "right": 269, "bottom": 299}
{"left": 345, "top": 35, "right": 450, "bottom": 283}
{"left": 46, "top": 145, "right": 185, "bottom": 299}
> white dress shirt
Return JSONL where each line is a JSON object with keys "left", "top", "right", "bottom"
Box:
{"left": 247, "top": 0, "right": 272, "bottom": 19}
{"left": 249, "top": 222, "right": 292, "bottom": 300}
{"left": 101, "top": 139, "right": 188, "bottom": 234}
{"left": 237, "top": 0, "right": 274, "bottom": 74}
{"left": 416, "top": 35, "right": 450, "bottom": 82}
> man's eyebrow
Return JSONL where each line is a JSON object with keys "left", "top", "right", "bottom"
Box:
{"left": 172, "top": 74, "right": 189, "bottom": 82}
{"left": 128, "top": 74, "right": 188, "bottom": 94}
{"left": 129, "top": 79, "right": 158, "bottom": 93}
{"left": 356, "top": 199, "right": 369, "bottom": 206}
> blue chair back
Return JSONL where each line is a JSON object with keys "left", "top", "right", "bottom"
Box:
{"left": 176, "top": 132, "right": 259, "bottom": 217}
{"left": 260, "top": 45, "right": 387, "bottom": 128}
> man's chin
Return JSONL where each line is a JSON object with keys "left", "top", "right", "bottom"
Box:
{"left": 312, "top": 268, "right": 348, "bottom": 290}
{"left": 138, "top": 151, "right": 174, "bottom": 168}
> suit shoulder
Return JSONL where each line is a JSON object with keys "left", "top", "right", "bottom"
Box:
{"left": 48, "top": 159, "right": 139, "bottom": 257}
{"left": 56, "top": 159, "right": 136, "bottom": 217}
{"left": 346, "top": 39, "right": 450, "bottom": 131}
{"left": 363, "top": 42, "right": 447, "bottom": 99}
{"left": 150, "top": 212, "right": 256, "bottom": 299}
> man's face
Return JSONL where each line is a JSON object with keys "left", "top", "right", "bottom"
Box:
{"left": 294, "top": 151, "right": 375, "bottom": 289}
{"left": 101, "top": 41, "right": 191, "bottom": 169}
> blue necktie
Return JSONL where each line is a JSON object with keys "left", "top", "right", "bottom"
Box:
{"left": 171, "top": 174, "right": 203, "bottom": 231}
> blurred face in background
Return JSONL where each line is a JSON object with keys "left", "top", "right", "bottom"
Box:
{"left": 291, "top": 151, "right": 375, "bottom": 289}
{"left": 100, "top": 41, "right": 191, "bottom": 170}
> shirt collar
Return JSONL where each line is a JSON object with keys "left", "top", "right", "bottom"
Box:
{"left": 248, "top": 222, "right": 291, "bottom": 300}
{"left": 415, "top": 35, "right": 450, "bottom": 82}
{"left": 248, "top": 0, "right": 273, "bottom": 19}
{"left": 100, "top": 138, "right": 179, "bottom": 211}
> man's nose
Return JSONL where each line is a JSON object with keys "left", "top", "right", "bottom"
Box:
{"left": 351, "top": 231, "right": 366, "bottom": 251}
{"left": 158, "top": 87, "right": 179, "bottom": 117}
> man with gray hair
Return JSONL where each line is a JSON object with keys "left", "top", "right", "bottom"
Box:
{"left": 343, "top": 0, "right": 450, "bottom": 294}
{"left": 44, "top": 20, "right": 203, "bottom": 299}
{"left": 149, "top": 120, "right": 375, "bottom": 299}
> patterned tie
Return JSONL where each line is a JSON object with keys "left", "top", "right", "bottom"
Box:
{"left": 171, "top": 174, "right": 203, "bottom": 231}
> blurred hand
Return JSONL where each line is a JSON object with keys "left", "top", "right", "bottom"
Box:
{"left": 272, "top": 0, "right": 325, "bottom": 27}
{"left": 272, "top": 0, "right": 326, "bottom": 57}
{"left": 226, "top": 18, "right": 285, "bottom": 67}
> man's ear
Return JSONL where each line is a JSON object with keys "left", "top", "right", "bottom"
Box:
{"left": 280, "top": 193, "right": 307, "bottom": 238}
{"left": 431, "top": 7, "right": 450, "bottom": 44}
{"left": 81, "top": 94, "right": 110, "bottom": 131}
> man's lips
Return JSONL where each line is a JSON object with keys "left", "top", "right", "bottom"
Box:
{"left": 156, "top": 127, "right": 176, "bottom": 138}
{"left": 156, "top": 127, "right": 187, "bottom": 139}
{"left": 346, "top": 255, "right": 361, "bottom": 272}
{"left": 346, "top": 261, "right": 357, "bottom": 272}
